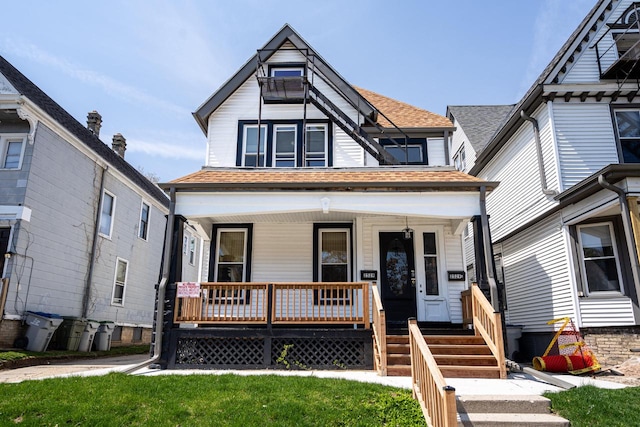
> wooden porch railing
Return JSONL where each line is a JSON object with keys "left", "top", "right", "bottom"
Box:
{"left": 409, "top": 318, "right": 457, "bottom": 427}
{"left": 174, "top": 282, "right": 370, "bottom": 328}
{"left": 463, "top": 283, "right": 507, "bottom": 379}
{"left": 371, "top": 285, "right": 387, "bottom": 376}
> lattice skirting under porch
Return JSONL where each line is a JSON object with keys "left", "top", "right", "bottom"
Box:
{"left": 166, "top": 328, "right": 373, "bottom": 370}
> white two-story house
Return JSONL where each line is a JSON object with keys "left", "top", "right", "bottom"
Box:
{"left": 154, "top": 24, "right": 505, "bottom": 377}
{"left": 0, "top": 55, "right": 192, "bottom": 348}
{"left": 450, "top": 0, "right": 640, "bottom": 365}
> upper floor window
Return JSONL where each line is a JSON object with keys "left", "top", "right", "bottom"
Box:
{"left": 454, "top": 146, "right": 466, "bottom": 171}
{"left": 577, "top": 222, "right": 624, "bottom": 295}
{"left": 271, "top": 67, "right": 304, "bottom": 77}
{"left": 379, "top": 138, "right": 427, "bottom": 165}
{"left": 613, "top": 109, "right": 640, "bottom": 163}
{"left": 139, "top": 202, "right": 150, "bottom": 240}
{"left": 111, "top": 257, "right": 128, "bottom": 306}
{"left": 0, "top": 136, "right": 26, "bottom": 170}
{"left": 238, "top": 120, "right": 331, "bottom": 168}
{"left": 99, "top": 191, "right": 115, "bottom": 238}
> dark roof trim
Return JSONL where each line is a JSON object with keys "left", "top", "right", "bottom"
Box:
{"left": 193, "top": 24, "right": 375, "bottom": 135}
{"left": 0, "top": 55, "right": 168, "bottom": 206}
{"left": 556, "top": 163, "right": 640, "bottom": 205}
{"left": 469, "top": 0, "right": 612, "bottom": 176}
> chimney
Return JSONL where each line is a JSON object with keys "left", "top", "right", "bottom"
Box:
{"left": 112, "top": 133, "right": 126, "bottom": 158}
{"left": 86, "top": 111, "right": 102, "bottom": 137}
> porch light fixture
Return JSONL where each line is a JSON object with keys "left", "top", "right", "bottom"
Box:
{"left": 402, "top": 217, "right": 413, "bottom": 240}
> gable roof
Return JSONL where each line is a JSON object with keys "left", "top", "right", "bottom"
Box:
{"left": 0, "top": 55, "right": 168, "bottom": 206}
{"left": 193, "top": 24, "right": 376, "bottom": 134}
{"left": 447, "top": 105, "right": 514, "bottom": 153}
{"left": 469, "top": 0, "right": 610, "bottom": 175}
{"left": 357, "top": 87, "right": 454, "bottom": 129}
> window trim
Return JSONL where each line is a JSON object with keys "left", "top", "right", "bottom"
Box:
{"left": 576, "top": 221, "right": 625, "bottom": 296}
{"left": 313, "top": 223, "right": 353, "bottom": 306}
{"left": 237, "top": 120, "right": 332, "bottom": 167}
{"left": 422, "top": 232, "right": 439, "bottom": 296}
{"left": 99, "top": 190, "right": 116, "bottom": 239}
{"left": 379, "top": 138, "right": 429, "bottom": 165}
{"left": 239, "top": 123, "right": 267, "bottom": 167}
{"left": 268, "top": 63, "right": 306, "bottom": 77}
{"left": 138, "top": 201, "right": 150, "bottom": 241}
{"left": 304, "top": 123, "right": 329, "bottom": 167}
{"left": 273, "top": 123, "right": 297, "bottom": 167}
{"left": 0, "top": 135, "right": 27, "bottom": 170}
{"left": 209, "top": 224, "right": 254, "bottom": 282}
{"left": 111, "top": 257, "right": 129, "bottom": 306}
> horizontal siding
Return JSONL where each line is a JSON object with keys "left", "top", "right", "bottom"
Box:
{"left": 502, "top": 214, "right": 576, "bottom": 332}
{"left": 553, "top": 102, "right": 619, "bottom": 189}
{"left": 251, "top": 223, "right": 313, "bottom": 282}
{"left": 480, "top": 104, "right": 558, "bottom": 241}
{"left": 334, "top": 127, "right": 364, "bottom": 167}
{"left": 579, "top": 297, "right": 636, "bottom": 327}
{"left": 562, "top": 0, "right": 632, "bottom": 84}
{"left": 427, "top": 138, "right": 447, "bottom": 166}
{"left": 444, "top": 231, "right": 465, "bottom": 323}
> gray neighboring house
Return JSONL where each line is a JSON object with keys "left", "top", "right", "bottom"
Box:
{"left": 0, "top": 55, "right": 174, "bottom": 348}
{"left": 449, "top": 0, "right": 640, "bottom": 365}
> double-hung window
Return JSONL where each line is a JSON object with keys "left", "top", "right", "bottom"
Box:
{"left": 99, "top": 191, "right": 115, "bottom": 238}
{"left": 613, "top": 109, "right": 640, "bottom": 163}
{"left": 189, "top": 236, "right": 196, "bottom": 265}
{"left": 305, "top": 124, "right": 327, "bottom": 167}
{"left": 0, "top": 136, "right": 26, "bottom": 169}
{"left": 319, "top": 229, "right": 350, "bottom": 282}
{"left": 273, "top": 124, "right": 296, "bottom": 167}
{"left": 242, "top": 125, "right": 267, "bottom": 166}
{"left": 139, "top": 202, "right": 150, "bottom": 240}
{"left": 577, "top": 222, "right": 624, "bottom": 294}
{"left": 111, "top": 258, "right": 128, "bottom": 305}
{"left": 214, "top": 229, "right": 248, "bottom": 282}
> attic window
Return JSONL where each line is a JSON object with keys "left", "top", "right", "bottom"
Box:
{"left": 271, "top": 67, "right": 304, "bottom": 77}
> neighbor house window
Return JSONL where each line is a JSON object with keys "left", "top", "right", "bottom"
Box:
{"left": 454, "top": 146, "right": 466, "bottom": 170}
{"left": 423, "top": 233, "right": 439, "bottom": 295}
{"left": 214, "top": 229, "right": 247, "bottom": 282}
{"left": 305, "top": 124, "right": 327, "bottom": 166}
{"left": 0, "top": 136, "right": 26, "bottom": 169}
{"left": 273, "top": 124, "right": 296, "bottom": 167}
{"left": 613, "top": 109, "right": 640, "bottom": 163}
{"left": 99, "top": 191, "right": 115, "bottom": 238}
{"left": 189, "top": 236, "right": 196, "bottom": 265}
{"left": 577, "top": 222, "right": 624, "bottom": 294}
{"left": 112, "top": 258, "right": 128, "bottom": 305}
{"left": 242, "top": 125, "right": 267, "bottom": 166}
{"left": 139, "top": 202, "right": 150, "bottom": 240}
{"left": 379, "top": 138, "right": 427, "bottom": 165}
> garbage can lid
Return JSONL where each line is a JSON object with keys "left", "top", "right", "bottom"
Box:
{"left": 28, "top": 311, "right": 62, "bottom": 319}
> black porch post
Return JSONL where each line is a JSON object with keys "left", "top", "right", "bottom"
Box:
{"left": 471, "top": 215, "right": 502, "bottom": 308}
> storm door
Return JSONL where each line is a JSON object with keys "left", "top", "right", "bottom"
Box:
{"left": 379, "top": 232, "right": 416, "bottom": 327}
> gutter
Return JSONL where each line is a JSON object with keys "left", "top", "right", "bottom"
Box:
{"left": 520, "top": 110, "right": 559, "bottom": 197}
{"left": 122, "top": 187, "right": 176, "bottom": 374}
{"left": 479, "top": 185, "right": 499, "bottom": 311}
{"left": 82, "top": 165, "right": 108, "bottom": 318}
{"left": 597, "top": 175, "right": 640, "bottom": 297}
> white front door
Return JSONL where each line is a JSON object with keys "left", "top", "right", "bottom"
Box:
{"left": 415, "top": 229, "right": 450, "bottom": 322}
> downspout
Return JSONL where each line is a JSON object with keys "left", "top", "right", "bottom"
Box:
{"left": 122, "top": 186, "right": 176, "bottom": 374}
{"left": 479, "top": 185, "right": 500, "bottom": 311}
{"left": 520, "top": 110, "right": 559, "bottom": 197}
{"left": 82, "top": 165, "right": 108, "bottom": 318}
{"left": 597, "top": 175, "right": 640, "bottom": 297}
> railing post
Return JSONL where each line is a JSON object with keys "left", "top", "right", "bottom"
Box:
{"left": 363, "top": 282, "right": 370, "bottom": 329}
{"left": 266, "top": 283, "right": 273, "bottom": 332}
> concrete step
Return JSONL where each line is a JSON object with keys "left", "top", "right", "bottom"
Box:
{"left": 456, "top": 395, "right": 552, "bottom": 414}
{"left": 457, "top": 412, "right": 570, "bottom": 427}
{"left": 440, "top": 365, "right": 502, "bottom": 378}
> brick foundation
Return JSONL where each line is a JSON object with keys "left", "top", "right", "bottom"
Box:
{"left": 581, "top": 326, "right": 640, "bottom": 366}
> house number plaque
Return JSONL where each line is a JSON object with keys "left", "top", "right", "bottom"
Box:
{"left": 360, "top": 270, "right": 378, "bottom": 281}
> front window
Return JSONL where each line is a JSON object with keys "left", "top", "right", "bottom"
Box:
{"left": 613, "top": 109, "right": 640, "bottom": 162}
{"left": 99, "top": 191, "right": 115, "bottom": 238}
{"left": 0, "top": 136, "right": 26, "bottom": 169}
{"left": 139, "top": 202, "right": 150, "bottom": 240}
{"left": 319, "top": 229, "right": 350, "bottom": 282}
{"left": 242, "top": 125, "right": 267, "bottom": 166}
{"left": 215, "top": 229, "right": 247, "bottom": 282}
{"left": 112, "top": 258, "right": 128, "bottom": 305}
{"left": 274, "top": 124, "right": 296, "bottom": 167}
{"left": 305, "top": 124, "right": 327, "bottom": 167}
{"left": 577, "top": 223, "right": 624, "bottom": 294}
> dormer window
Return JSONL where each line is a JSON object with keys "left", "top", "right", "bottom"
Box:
{"left": 379, "top": 138, "right": 428, "bottom": 165}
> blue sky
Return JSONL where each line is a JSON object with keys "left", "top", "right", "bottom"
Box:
{"left": 0, "top": 0, "right": 595, "bottom": 182}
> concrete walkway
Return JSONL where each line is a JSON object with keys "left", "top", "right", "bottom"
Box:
{"left": 0, "top": 354, "right": 628, "bottom": 394}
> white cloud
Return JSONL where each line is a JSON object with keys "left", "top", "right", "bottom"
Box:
{"left": 126, "top": 135, "right": 204, "bottom": 161}
{"left": 1, "top": 38, "right": 191, "bottom": 116}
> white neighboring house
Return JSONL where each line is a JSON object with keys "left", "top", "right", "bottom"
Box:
{"left": 0, "top": 55, "right": 201, "bottom": 348}
{"left": 449, "top": 0, "right": 640, "bottom": 364}
{"left": 154, "top": 24, "right": 503, "bottom": 372}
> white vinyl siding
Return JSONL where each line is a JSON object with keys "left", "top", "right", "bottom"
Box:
{"left": 480, "top": 104, "right": 559, "bottom": 241}
{"left": 501, "top": 214, "right": 576, "bottom": 332}
{"left": 552, "top": 102, "right": 619, "bottom": 189}
{"left": 579, "top": 297, "right": 636, "bottom": 327}
{"left": 333, "top": 126, "right": 364, "bottom": 166}
{"left": 426, "top": 138, "right": 447, "bottom": 166}
{"left": 251, "top": 223, "right": 313, "bottom": 282}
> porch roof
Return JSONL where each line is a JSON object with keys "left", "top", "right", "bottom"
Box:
{"left": 163, "top": 167, "right": 498, "bottom": 192}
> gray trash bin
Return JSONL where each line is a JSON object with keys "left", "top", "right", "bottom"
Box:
{"left": 506, "top": 324, "right": 524, "bottom": 360}
{"left": 51, "top": 316, "right": 86, "bottom": 351}
{"left": 95, "top": 321, "right": 115, "bottom": 351}
{"left": 24, "top": 311, "right": 63, "bottom": 352}
{"left": 78, "top": 319, "right": 101, "bottom": 352}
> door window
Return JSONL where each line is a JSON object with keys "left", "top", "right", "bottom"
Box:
{"left": 423, "top": 233, "right": 439, "bottom": 295}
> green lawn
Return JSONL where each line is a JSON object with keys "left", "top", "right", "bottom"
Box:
{"left": 0, "top": 373, "right": 424, "bottom": 426}
{"left": 545, "top": 385, "right": 640, "bottom": 427}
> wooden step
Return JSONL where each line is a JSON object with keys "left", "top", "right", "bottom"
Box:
{"left": 387, "top": 353, "right": 411, "bottom": 365}
{"left": 434, "top": 354, "right": 498, "bottom": 366}
{"left": 386, "top": 343, "right": 410, "bottom": 354}
{"left": 386, "top": 335, "right": 410, "bottom": 344}
{"left": 423, "top": 335, "right": 486, "bottom": 345}
{"left": 386, "top": 365, "right": 412, "bottom": 376}
{"left": 428, "top": 344, "right": 493, "bottom": 355}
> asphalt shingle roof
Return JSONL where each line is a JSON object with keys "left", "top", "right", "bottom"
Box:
{"left": 447, "top": 105, "right": 514, "bottom": 153}
{"left": 0, "top": 55, "right": 168, "bottom": 206}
